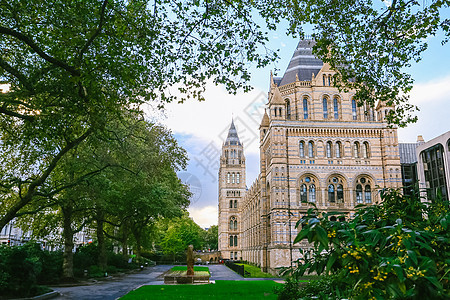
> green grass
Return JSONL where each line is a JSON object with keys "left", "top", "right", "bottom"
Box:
{"left": 235, "top": 263, "right": 277, "bottom": 278}
{"left": 120, "top": 280, "right": 281, "bottom": 299}
{"left": 170, "top": 266, "right": 210, "bottom": 274}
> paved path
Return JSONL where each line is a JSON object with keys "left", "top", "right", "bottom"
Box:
{"left": 51, "top": 264, "right": 281, "bottom": 299}
{"left": 52, "top": 265, "right": 171, "bottom": 300}
{"left": 208, "top": 264, "right": 244, "bottom": 280}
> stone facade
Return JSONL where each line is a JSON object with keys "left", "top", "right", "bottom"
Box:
{"left": 218, "top": 40, "right": 401, "bottom": 273}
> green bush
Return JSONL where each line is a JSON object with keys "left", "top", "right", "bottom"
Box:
{"left": 107, "top": 252, "right": 130, "bottom": 269}
{"left": 282, "top": 189, "right": 449, "bottom": 299}
{"left": 74, "top": 244, "right": 98, "bottom": 270}
{"left": 0, "top": 243, "right": 43, "bottom": 297}
{"left": 89, "top": 265, "right": 105, "bottom": 278}
{"left": 38, "top": 250, "right": 63, "bottom": 284}
{"left": 274, "top": 277, "right": 303, "bottom": 300}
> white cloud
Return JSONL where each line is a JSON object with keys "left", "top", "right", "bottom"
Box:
{"left": 398, "top": 75, "right": 450, "bottom": 143}
{"left": 149, "top": 81, "right": 267, "bottom": 155}
{"left": 187, "top": 205, "right": 218, "bottom": 229}
{"left": 409, "top": 75, "right": 450, "bottom": 104}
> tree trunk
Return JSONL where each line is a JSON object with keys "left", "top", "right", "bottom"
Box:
{"left": 121, "top": 223, "right": 128, "bottom": 259}
{"left": 132, "top": 226, "right": 142, "bottom": 262}
{"left": 62, "top": 202, "right": 74, "bottom": 280}
{"left": 96, "top": 209, "right": 107, "bottom": 271}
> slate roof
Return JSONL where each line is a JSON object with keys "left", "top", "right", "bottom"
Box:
{"left": 279, "top": 40, "right": 323, "bottom": 86}
{"left": 225, "top": 120, "right": 241, "bottom": 146}
{"left": 399, "top": 143, "right": 418, "bottom": 164}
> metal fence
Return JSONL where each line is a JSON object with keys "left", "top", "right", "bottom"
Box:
{"left": 225, "top": 260, "right": 250, "bottom": 277}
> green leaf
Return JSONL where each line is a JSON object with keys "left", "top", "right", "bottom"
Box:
{"left": 393, "top": 264, "right": 405, "bottom": 282}
{"left": 326, "top": 251, "right": 337, "bottom": 272}
{"left": 407, "top": 250, "right": 418, "bottom": 265}
{"left": 315, "top": 226, "right": 329, "bottom": 249}
{"left": 294, "top": 228, "right": 310, "bottom": 244}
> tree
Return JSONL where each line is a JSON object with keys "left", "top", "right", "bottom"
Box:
{"left": 0, "top": 0, "right": 277, "bottom": 230}
{"left": 205, "top": 225, "right": 218, "bottom": 250}
{"left": 13, "top": 112, "right": 190, "bottom": 279}
{"left": 159, "top": 214, "right": 205, "bottom": 263}
{"left": 265, "top": 0, "right": 450, "bottom": 126}
{"left": 281, "top": 189, "right": 449, "bottom": 299}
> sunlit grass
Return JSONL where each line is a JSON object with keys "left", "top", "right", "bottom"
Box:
{"left": 121, "top": 280, "right": 281, "bottom": 299}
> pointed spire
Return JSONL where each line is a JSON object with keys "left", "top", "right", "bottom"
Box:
{"left": 270, "top": 85, "right": 284, "bottom": 105}
{"left": 270, "top": 70, "right": 275, "bottom": 87}
{"left": 225, "top": 119, "right": 241, "bottom": 146}
{"left": 295, "top": 73, "right": 299, "bottom": 82}
{"left": 260, "top": 109, "right": 269, "bottom": 127}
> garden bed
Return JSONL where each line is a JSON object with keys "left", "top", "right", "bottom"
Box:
{"left": 163, "top": 266, "right": 210, "bottom": 284}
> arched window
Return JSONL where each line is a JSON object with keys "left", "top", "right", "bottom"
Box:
{"left": 308, "top": 141, "right": 314, "bottom": 158}
{"left": 328, "top": 184, "right": 335, "bottom": 202}
{"left": 232, "top": 173, "right": 235, "bottom": 184}
{"left": 234, "top": 200, "right": 237, "bottom": 208}
{"left": 286, "top": 100, "right": 291, "bottom": 120}
{"left": 323, "top": 75, "right": 326, "bottom": 86}
{"left": 326, "top": 141, "right": 332, "bottom": 158}
{"left": 299, "top": 141, "right": 305, "bottom": 157}
{"left": 274, "top": 108, "right": 277, "bottom": 117}
{"left": 352, "top": 99, "right": 357, "bottom": 120}
{"left": 365, "top": 185, "right": 371, "bottom": 203}
{"left": 356, "top": 184, "right": 363, "bottom": 203}
{"left": 323, "top": 97, "right": 328, "bottom": 119}
{"left": 229, "top": 235, "right": 233, "bottom": 246}
{"left": 227, "top": 173, "right": 230, "bottom": 183}
{"left": 236, "top": 172, "right": 240, "bottom": 184}
{"left": 309, "top": 184, "right": 316, "bottom": 202}
{"left": 335, "top": 142, "right": 342, "bottom": 158}
{"left": 229, "top": 200, "right": 233, "bottom": 208}
{"left": 354, "top": 142, "right": 360, "bottom": 158}
{"left": 333, "top": 97, "right": 339, "bottom": 119}
{"left": 328, "top": 75, "right": 332, "bottom": 86}
{"left": 234, "top": 235, "right": 238, "bottom": 246}
{"left": 278, "top": 108, "right": 282, "bottom": 117}
{"left": 363, "top": 142, "right": 370, "bottom": 158}
{"left": 303, "top": 97, "right": 308, "bottom": 119}
{"left": 337, "top": 184, "right": 344, "bottom": 203}
{"left": 300, "top": 184, "right": 307, "bottom": 202}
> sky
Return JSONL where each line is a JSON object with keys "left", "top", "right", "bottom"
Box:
{"left": 147, "top": 17, "right": 450, "bottom": 229}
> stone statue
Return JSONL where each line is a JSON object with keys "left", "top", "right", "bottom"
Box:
{"left": 187, "top": 245, "right": 194, "bottom": 276}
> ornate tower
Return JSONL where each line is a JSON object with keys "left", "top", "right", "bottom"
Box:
{"left": 218, "top": 120, "right": 245, "bottom": 260}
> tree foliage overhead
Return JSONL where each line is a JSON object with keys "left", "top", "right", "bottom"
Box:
{"left": 0, "top": 0, "right": 277, "bottom": 229}
{"left": 277, "top": 0, "right": 450, "bottom": 126}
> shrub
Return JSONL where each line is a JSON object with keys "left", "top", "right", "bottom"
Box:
{"left": 274, "top": 277, "right": 302, "bottom": 300}
{"left": 282, "top": 189, "right": 449, "bottom": 299}
{"left": 0, "top": 243, "right": 43, "bottom": 297}
{"left": 107, "top": 252, "right": 130, "bottom": 269}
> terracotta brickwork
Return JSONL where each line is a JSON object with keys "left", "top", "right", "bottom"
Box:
{"left": 218, "top": 40, "right": 401, "bottom": 274}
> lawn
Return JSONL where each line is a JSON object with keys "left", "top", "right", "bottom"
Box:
{"left": 235, "top": 263, "right": 276, "bottom": 278}
{"left": 167, "top": 266, "right": 210, "bottom": 277}
{"left": 120, "top": 280, "right": 281, "bottom": 299}
{"left": 170, "top": 266, "right": 210, "bottom": 274}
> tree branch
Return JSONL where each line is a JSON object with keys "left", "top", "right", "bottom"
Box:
{"left": 0, "top": 57, "right": 34, "bottom": 91}
{"left": 0, "top": 106, "right": 35, "bottom": 121}
{"left": 0, "top": 127, "right": 93, "bottom": 230}
{"left": 78, "top": 0, "right": 109, "bottom": 61}
{"left": 0, "top": 26, "right": 80, "bottom": 76}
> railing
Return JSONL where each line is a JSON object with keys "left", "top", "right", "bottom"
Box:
{"left": 225, "top": 260, "right": 250, "bottom": 277}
